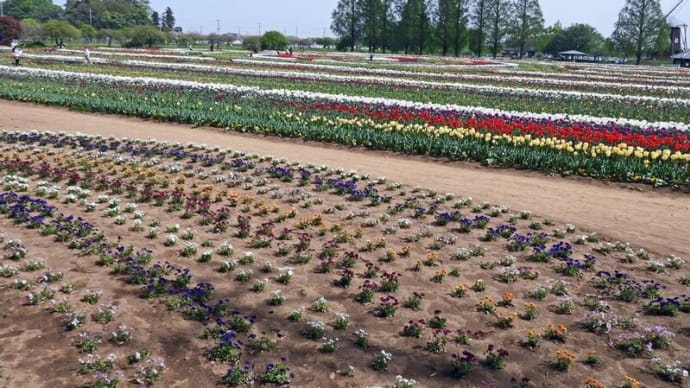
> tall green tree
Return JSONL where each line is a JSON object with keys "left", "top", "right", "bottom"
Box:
{"left": 261, "top": 30, "right": 289, "bottom": 50}
{"left": 380, "top": 0, "right": 394, "bottom": 52}
{"left": 123, "top": 24, "right": 166, "bottom": 48}
{"left": 64, "top": 0, "right": 152, "bottom": 30}
{"left": 396, "top": 0, "right": 431, "bottom": 55}
{"left": 612, "top": 0, "right": 665, "bottom": 64}
{"left": 436, "top": 0, "right": 455, "bottom": 55}
{"left": 544, "top": 23, "right": 605, "bottom": 55}
{"left": 151, "top": 11, "right": 160, "bottom": 27}
{"left": 437, "top": 0, "right": 470, "bottom": 56}
{"left": 361, "top": 0, "right": 383, "bottom": 52}
{"left": 509, "top": 0, "right": 543, "bottom": 58}
{"left": 331, "top": 0, "right": 363, "bottom": 51}
{"left": 43, "top": 19, "right": 80, "bottom": 47}
{"left": 485, "top": 0, "right": 509, "bottom": 58}
{"left": 20, "top": 18, "right": 47, "bottom": 42}
{"left": 162, "top": 6, "right": 175, "bottom": 31}
{"left": 471, "top": 0, "right": 489, "bottom": 57}
{"left": 3, "top": 0, "right": 62, "bottom": 21}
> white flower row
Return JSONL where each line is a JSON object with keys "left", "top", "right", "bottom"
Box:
{"left": 2, "top": 65, "right": 688, "bottom": 131}
{"left": 113, "top": 59, "right": 690, "bottom": 107}
{"left": 57, "top": 48, "right": 216, "bottom": 62}
{"left": 233, "top": 57, "right": 690, "bottom": 94}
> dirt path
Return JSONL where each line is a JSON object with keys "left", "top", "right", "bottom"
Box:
{"left": 1, "top": 100, "right": 688, "bottom": 258}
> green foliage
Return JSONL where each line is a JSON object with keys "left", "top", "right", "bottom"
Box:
{"left": 612, "top": 0, "right": 666, "bottom": 64}
{"left": 507, "top": 0, "right": 544, "bottom": 58}
{"left": 260, "top": 31, "right": 289, "bottom": 51}
{"left": 485, "top": 0, "right": 510, "bottom": 58}
{"left": 544, "top": 23, "right": 606, "bottom": 56}
{"left": 162, "top": 7, "right": 175, "bottom": 31}
{"left": 2, "top": 0, "right": 62, "bottom": 22}
{"left": 243, "top": 35, "right": 261, "bottom": 51}
{"left": 123, "top": 25, "right": 168, "bottom": 48}
{"left": 64, "top": 0, "right": 152, "bottom": 30}
{"left": 397, "top": 0, "right": 432, "bottom": 55}
{"left": 436, "top": 0, "right": 470, "bottom": 56}
{"left": 43, "top": 19, "right": 81, "bottom": 46}
{"left": 20, "top": 18, "right": 46, "bottom": 42}
{"left": 80, "top": 24, "right": 97, "bottom": 42}
{"left": 331, "top": 0, "right": 363, "bottom": 52}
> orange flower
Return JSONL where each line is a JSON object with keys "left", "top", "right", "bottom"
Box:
{"left": 583, "top": 377, "right": 607, "bottom": 388}
{"left": 502, "top": 291, "right": 513, "bottom": 303}
{"left": 623, "top": 376, "right": 640, "bottom": 388}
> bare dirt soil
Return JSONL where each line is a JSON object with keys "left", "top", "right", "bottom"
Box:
{"left": 1, "top": 100, "right": 687, "bottom": 258}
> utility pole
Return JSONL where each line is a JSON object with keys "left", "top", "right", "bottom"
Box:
{"left": 216, "top": 19, "right": 220, "bottom": 34}
{"left": 258, "top": 23, "right": 261, "bottom": 35}
{"left": 1, "top": 1, "right": 4, "bottom": 17}
{"left": 89, "top": 7, "right": 92, "bottom": 25}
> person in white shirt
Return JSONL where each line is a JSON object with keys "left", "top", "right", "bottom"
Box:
{"left": 13, "top": 48, "right": 22, "bottom": 66}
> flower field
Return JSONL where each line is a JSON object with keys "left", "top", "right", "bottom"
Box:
{"left": 0, "top": 49, "right": 689, "bottom": 387}
{"left": 1, "top": 49, "right": 690, "bottom": 188}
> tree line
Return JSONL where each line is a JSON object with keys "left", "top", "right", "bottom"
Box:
{"left": 331, "top": 0, "right": 671, "bottom": 64}
{"left": 0, "top": 0, "right": 178, "bottom": 48}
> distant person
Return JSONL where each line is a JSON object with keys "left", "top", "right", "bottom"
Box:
{"left": 84, "top": 48, "right": 92, "bottom": 64}
{"left": 13, "top": 48, "right": 22, "bottom": 66}
{"left": 10, "top": 41, "right": 17, "bottom": 53}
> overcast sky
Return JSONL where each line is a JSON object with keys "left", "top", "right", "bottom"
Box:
{"left": 144, "top": 0, "right": 688, "bottom": 38}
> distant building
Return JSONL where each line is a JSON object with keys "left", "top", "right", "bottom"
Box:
{"left": 558, "top": 50, "right": 588, "bottom": 62}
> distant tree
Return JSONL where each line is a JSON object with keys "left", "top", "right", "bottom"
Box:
{"left": 544, "top": 23, "right": 604, "bottom": 56}
{"left": 314, "top": 36, "right": 336, "bottom": 48}
{"left": 20, "top": 18, "right": 47, "bottom": 42}
{"left": 396, "top": 0, "right": 431, "bottom": 55}
{"left": 123, "top": 25, "right": 167, "bottom": 48}
{"left": 471, "top": 0, "right": 489, "bottom": 56}
{"left": 437, "top": 0, "right": 469, "bottom": 56}
{"left": 151, "top": 11, "right": 160, "bottom": 27}
{"left": 3, "top": 0, "right": 62, "bottom": 22}
{"left": 612, "top": 0, "right": 665, "bottom": 64}
{"left": 80, "top": 23, "right": 97, "bottom": 42}
{"left": 436, "top": 0, "right": 455, "bottom": 55}
{"left": 331, "top": 0, "right": 363, "bottom": 51}
{"left": 98, "top": 28, "right": 124, "bottom": 47}
{"left": 380, "top": 0, "right": 394, "bottom": 52}
{"left": 0, "top": 16, "right": 22, "bottom": 45}
{"left": 242, "top": 35, "right": 261, "bottom": 51}
{"left": 361, "top": 0, "right": 383, "bottom": 52}
{"left": 64, "top": 0, "right": 152, "bottom": 30}
{"left": 534, "top": 21, "right": 561, "bottom": 54}
{"left": 162, "top": 7, "right": 175, "bottom": 31}
{"left": 43, "top": 19, "right": 80, "bottom": 47}
{"left": 260, "top": 30, "right": 289, "bottom": 50}
{"left": 485, "top": 0, "right": 509, "bottom": 58}
{"left": 508, "top": 0, "right": 543, "bottom": 58}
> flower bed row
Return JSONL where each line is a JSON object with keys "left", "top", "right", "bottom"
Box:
{"left": 0, "top": 68, "right": 688, "bottom": 188}
{"left": 27, "top": 50, "right": 690, "bottom": 99}
{"left": 1, "top": 130, "right": 689, "bottom": 386}
{"left": 15, "top": 58, "right": 690, "bottom": 122}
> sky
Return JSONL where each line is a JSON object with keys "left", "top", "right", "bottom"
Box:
{"left": 62, "top": 0, "right": 690, "bottom": 38}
